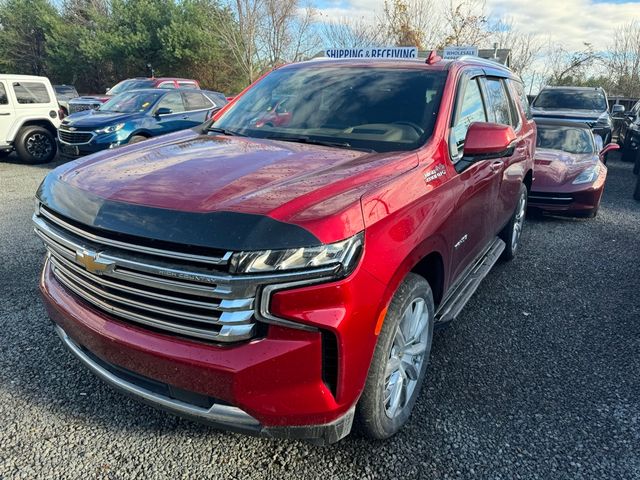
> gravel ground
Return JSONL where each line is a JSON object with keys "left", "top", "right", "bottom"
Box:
{"left": 1, "top": 152, "right": 639, "bottom": 480}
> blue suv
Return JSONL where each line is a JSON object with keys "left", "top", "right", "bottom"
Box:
{"left": 58, "top": 89, "right": 224, "bottom": 157}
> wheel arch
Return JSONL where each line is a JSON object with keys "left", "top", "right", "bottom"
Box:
{"left": 16, "top": 119, "right": 58, "bottom": 138}
{"left": 410, "top": 251, "right": 445, "bottom": 308}
{"left": 523, "top": 168, "right": 533, "bottom": 192}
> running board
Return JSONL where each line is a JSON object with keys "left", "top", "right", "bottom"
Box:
{"left": 435, "top": 237, "right": 506, "bottom": 324}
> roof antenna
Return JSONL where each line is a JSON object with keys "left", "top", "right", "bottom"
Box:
{"left": 425, "top": 50, "right": 441, "bottom": 65}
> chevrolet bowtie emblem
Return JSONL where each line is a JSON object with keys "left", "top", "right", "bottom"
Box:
{"left": 75, "top": 249, "right": 115, "bottom": 275}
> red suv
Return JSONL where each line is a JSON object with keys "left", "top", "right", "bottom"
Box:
{"left": 34, "top": 56, "right": 535, "bottom": 444}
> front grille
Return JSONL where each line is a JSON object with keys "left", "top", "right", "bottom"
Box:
{"left": 34, "top": 206, "right": 258, "bottom": 342}
{"left": 58, "top": 129, "right": 94, "bottom": 144}
{"left": 528, "top": 191, "right": 574, "bottom": 205}
{"left": 69, "top": 103, "right": 99, "bottom": 114}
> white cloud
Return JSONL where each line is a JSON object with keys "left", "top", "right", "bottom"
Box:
{"left": 316, "top": 0, "right": 640, "bottom": 51}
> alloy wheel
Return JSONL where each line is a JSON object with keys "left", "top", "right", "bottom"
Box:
{"left": 25, "top": 133, "right": 53, "bottom": 160}
{"left": 511, "top": 192, "right": 526, "bottom": 251}
{"left": 383, "top": 297, "right": 431, "bottom": 419}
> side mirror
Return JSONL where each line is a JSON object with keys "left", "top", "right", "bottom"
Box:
{"left": 463, "top": 122, "right": 517, "bottom": 159}
{"left": 600, "top": 143, "right": 620, "bottom": 158}
{"left": 155, "top": 107, "right": 173, "bottom": 116}
{"left": 612, "top": 104, "right": 625, "bottom": 116}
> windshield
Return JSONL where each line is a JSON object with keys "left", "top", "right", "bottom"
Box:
{"left": 109, "top": 79, "right": 155, "bottom": 96}
{"left": 99, "top": 91, "right": 162, "bottom": 113}
{"left": 213, "top": 66, "right": 447, "bottom": 152}
{"left": 533, "top": 90, "right": 607, "bottom": 111}
{"left": 536, "top": 125, "right": 595, "bottom": 154}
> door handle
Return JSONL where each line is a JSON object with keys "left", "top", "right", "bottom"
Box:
{"left": 0, "top": 112, "right": 10, "bottom": 116}
{"left": 490, "top": 161, "right": 503, "bottom": 172}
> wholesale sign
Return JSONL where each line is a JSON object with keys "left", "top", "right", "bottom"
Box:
{"left": 325, "top": 47, "right": 418, "bottom": 59}
{"left": 442, "top": 46, "right": 478, "bottom": 59}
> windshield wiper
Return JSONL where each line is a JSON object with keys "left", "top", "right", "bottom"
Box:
{"left": 266, "top": 135, "right": 373, "bottom": 152}
{"left": 208, "top": 127, "right": 246, "bottom": 137}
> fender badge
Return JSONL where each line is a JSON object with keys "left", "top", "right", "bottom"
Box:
{"left": 424, "top": 164, "right": 447, "bottom": 183}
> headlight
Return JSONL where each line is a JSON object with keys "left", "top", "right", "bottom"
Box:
{"left": 573, "top": 165, "right": 600, "bottom": 184}
{"left": 229, "top": 232, "right": 364, "bottom": 275}
{"left": 95, "top": 123, "right": 125, "bottom": 134}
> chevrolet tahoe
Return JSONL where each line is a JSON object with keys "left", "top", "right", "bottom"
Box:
{"left": 34, "top": 56, "right": 535, "bottom": 444}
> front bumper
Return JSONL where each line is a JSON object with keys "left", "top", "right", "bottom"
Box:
{"left": 58, "top": 137, "right": 123, "bottom": 158}
{"left": 40, "top": 252, "right": 387, "bottom": 442}
{"left": 529, "top": 169, "right": 607, "bottom": 216}
{"left": 54, "top": 324, "right": 354, "bottom": 444}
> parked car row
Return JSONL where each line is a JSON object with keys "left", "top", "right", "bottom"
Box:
{"left": 0, "top": 73, "right": 227, "bottom": 164}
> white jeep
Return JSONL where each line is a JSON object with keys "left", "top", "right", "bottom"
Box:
{"left": 0, "top": 74, "right": 60, "bottom": 164}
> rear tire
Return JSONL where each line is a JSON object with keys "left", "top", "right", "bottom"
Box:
{"left": 14, "top": 126, "right": 57, "bottom": 164}
{"left": 634, "top": 172, "right": 640, "bottom": 201}
{"left": 499, "top": 183, "right": 527, "bottom": 261}
{"left": 356, "top": 273, "right": 434, "bottom": 440}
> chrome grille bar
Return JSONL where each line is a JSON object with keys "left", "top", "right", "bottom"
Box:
{"left": 34, "top": 206, "right": 335, "bottom": 342}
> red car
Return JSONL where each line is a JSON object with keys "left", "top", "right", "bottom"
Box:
{"left": 529, "top": 120, "right": 619, "bottom": 217}
{"left": 68, "top": 77, "right": 200, "bottom": 114}
{"left": 34, "top": 56, "right": 535, "bottom": 443}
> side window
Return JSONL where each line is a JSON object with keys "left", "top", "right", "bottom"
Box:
{"left": 12, "top": 82, "right": 50, "bottom": 104}
{"left": 509, "top": 79, "right": 532, "bottom": 120}
{"left": 157, "top": 92, "right": 185, "bottom": 113}
{"left": 158, "top": 82, "right": 176, "bottom": 89}
{"left": 183, "top": 92, "right": 212, "bottom": 111}
{"left": 451, "top": 77, "right": 487, "bottom": 157}
{"left": 484, "top": 78, "right": 512, "bottom": 127}
{"left": 179, "top": 81, "right": 198, "bottom": 89}
{"left": 0, "top": 83, "right": 7, "bottom": 105}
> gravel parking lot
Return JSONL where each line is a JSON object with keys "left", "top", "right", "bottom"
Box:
{"left": 1, "top": 153, "right": 639, "bottom": 480}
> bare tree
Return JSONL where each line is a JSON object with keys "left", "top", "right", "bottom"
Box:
{"left": 320, "top": 15, "right": 387, "bottom": 49}
{"left": 213, "top": 0, "right": 264, "bottom": 84}
{"left": 489, "top": 17, "right": 543, "bottom": 77}
{"left": 261, "top": 1, "right": 320, "bottom": 65}
{"left": 442, "top": 0, "right": 489, "bottom": 48}
{"left": 544, "top": 42, "right": 599, "bottom": 85}
{"left": 606, "top": 21, "right": 640, "bottom": 97}
{"left": 380, "top": 0, "right": 442, "bottom": 50}
{"left": 215, "top": 0, "right": 319, "bottom": 85}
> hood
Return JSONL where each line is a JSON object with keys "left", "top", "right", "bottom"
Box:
{"left": 62, "top": 110, "right": 139, "bottom": 128}
{"left": 531, "top": 108, "right": 605, "bottom": 123}
{"left": 38, "top": 130, "right": 418, "bottom": 248}
{"left": 533, "top": 148, "right": 598, "bottom": 187}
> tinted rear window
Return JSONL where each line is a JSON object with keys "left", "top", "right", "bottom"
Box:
{"left": 12, "top": 82, "right": 50, "bottom": 104}
{"left": 533, "top": 90, "right": 606, "bottom": 111}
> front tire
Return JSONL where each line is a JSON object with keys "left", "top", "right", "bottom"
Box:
{"left": 500, "top": 183, "right": 527, "bottom": 261}
{"left": 129, "top": 135, "right": 149, "bottom": 144}
{"left": 14, "top": 126, "right": 57, "bottom": 164}
{"left": 356, "top": 273, "right": 434, "bottom": 440}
